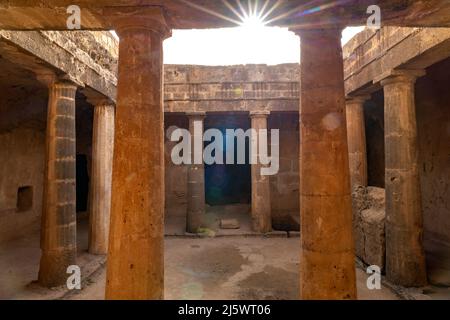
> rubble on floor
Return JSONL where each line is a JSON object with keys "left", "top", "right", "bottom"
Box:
{"left": 220, "top": 219, "right": 240, "bottom": 229}
{"left": 352, "top": 186, "right": 386, "bottom": 269}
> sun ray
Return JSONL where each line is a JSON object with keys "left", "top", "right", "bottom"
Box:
{"left": 236, "top": 0, "right": 250, "bottom": 19}
{"left": 238, "top": 0, "right": 269, "bottom": 27}
{"left": 179, "top": 0, "right": 242, "bottom": 26}
{"left": 258, "top": 0, "right": 271, "bottom": 20}
{"left": 253, "top": 0, "right": 260, "bottom": 18}
{"left": 264, "top": 2, "right": 316, "bottom": 25}
{"left": 178, "top": 0, "right": 354, "bottom": 31}
{"left": 259, "top": 0, "right": 283, "bottom": 22}
{"left": 181, "top": 0, "right": 299, "bottom": 30}
{"left": 222, "top": 0, "right": 246, "bottom": 22}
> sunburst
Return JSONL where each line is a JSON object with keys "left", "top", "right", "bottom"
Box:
{"left": 179, "top": 0, "right": 352, "bottom": 29}
{"left": 179, "top": 0, "right": 275, "bottom": 28}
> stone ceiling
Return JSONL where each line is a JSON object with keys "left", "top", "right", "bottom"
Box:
{"left": 0, "top": 1, "right": 450, "bottom": 30}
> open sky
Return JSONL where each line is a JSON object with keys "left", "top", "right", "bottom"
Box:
{"left": 162, "top": 26, "right": 364, "bottom": 65}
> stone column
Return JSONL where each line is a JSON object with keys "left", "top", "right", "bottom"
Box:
{"left": 88, "top": 98, "right": 115, "bottom": 255}
{"left": 105, "top": 8, "right": 171, "bottom": 300}
{"left": 186, "top": 112, "right": 206, "bottom": 233}
{"left": 38, "top": 74, "right": 78, "bottom": 287}
{"left": 250, "top": 111, "right": 272, "bottom": 233}
{"left": 379, "top": 69, "right": 427, "bottom": 287}
{"left": 346, "top": 95, "right": 370, "bottom": 188}
{"left": 294, "top": 28, "right": 356, "bottom": 299}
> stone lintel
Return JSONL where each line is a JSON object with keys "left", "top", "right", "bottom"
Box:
{"left": 374, "top": 69, "right": 426, "bottom": 86}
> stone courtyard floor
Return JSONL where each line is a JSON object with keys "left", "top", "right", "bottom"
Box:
{"left": 1, "top": 217, "right": 449, "bottom": 300}
{"left": 66, "top": 237, "right": 399, "bottom": 300}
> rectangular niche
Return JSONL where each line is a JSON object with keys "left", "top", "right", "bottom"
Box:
{"left": 17, "top": 186, "right": 33, "bottom": 212}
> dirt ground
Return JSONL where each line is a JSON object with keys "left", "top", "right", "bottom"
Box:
{"left": 2, "top": 218, "right": 448, "bottom": 300}
{"left": 64, "top": 237, "right": 399, "bottom": 300}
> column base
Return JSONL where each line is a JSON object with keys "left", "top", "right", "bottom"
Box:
{"left": 38, "top": 248, "right": 77, "bottom": 287}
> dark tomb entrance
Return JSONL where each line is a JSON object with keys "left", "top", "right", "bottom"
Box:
{"left": 204, "top": 113, "right": 251, "bottom": 206}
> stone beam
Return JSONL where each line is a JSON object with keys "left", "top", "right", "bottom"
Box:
{"left": 0, "top": 30, "right": 117, "bottom": 101}
{"left": 344, "top": 27, "right": 450, "bottom": 95}
{"left": 165, "top": 82, "right": 299, "bottom": 100}
{"left": 165, "top": 99, "right": 299, "bottom": 113}
{"left": 163, "top": 64, "right": 300, "bottom": 113}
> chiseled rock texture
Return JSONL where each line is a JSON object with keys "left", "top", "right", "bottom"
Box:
{"left": 352, "top": 186, "right": 386, "bottom": 270}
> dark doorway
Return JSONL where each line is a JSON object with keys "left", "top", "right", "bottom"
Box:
{"left": 204, "top": 113, "right": 251, "bottom": 206}
{"left": 364, "top": 91, "right": 385, "bottom": 188}
{"left": 76, "top": 154, "right": 89, "bottom": 212}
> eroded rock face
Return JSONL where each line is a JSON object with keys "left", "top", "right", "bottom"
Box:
{"left": 352, "top": 186, "right": 386, "bottom": 270}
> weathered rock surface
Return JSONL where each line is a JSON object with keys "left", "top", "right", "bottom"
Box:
{"left": 352, "top": 186, "right": 386, "bottom": 270}
{"left": 220, "top": 219, "right": 240, "bottom": 230}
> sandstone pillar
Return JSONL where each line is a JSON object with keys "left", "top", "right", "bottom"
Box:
{"left": 250, "top": 111, "right": 272, "bottom": 233}
{"left": 105, "top": 8, "right": 171, "bottom": 300}
{"left": 186, "top": 112, "right": 206, "bottom": 233}
{"left": 379, "top": 70, "right": 427, "bottom": 287}
{"left": 88, "top": 98, "right": 115, "bottom": 255}
{"left": 346, "top": 96, "right": 369, "bottom": 188}
{"left": 294, "top": 28, "right": 356, "bottom": 299}
{"left": 38, "top": 74, "right": 78, "bottom": 287}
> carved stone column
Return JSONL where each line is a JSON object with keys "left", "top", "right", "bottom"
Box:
{"left": 293, "top": 28, "right": 356, "bottom": 300}
{"left": 186, "top": 112, "right": 206, "bottom": 233}
{"left": 38, "top": 73, "right": 78, "bottom": 287}
{"left": 346, "top": 95, "right": 370, "bottom": 188}
{"left": 250, "top": 111, "right": 272, "bottom": 233}
{"left": 379, "top": 69, "right": 428, "bottom": 287}
{"left": 105, "top": 7, "right": 171, "bottom": 300}
{"left": 88, "top": 98, "right": 115, "bottom": 255}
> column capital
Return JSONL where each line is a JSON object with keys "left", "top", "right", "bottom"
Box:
{"left": 86, "top": 95, "right": 115, "bottom": 108}
{"left": 375, "top": 69, "right": 426, "bottom": 86}
{"left": 250, "top": 110, "right": 270, "bottom": 118}
{"left": 289, "top": 26, "right": 343, "bottom": 38}
{"left": 36, "top": 70, "right": 56, "bottom": 87}
{"left": 346, "top": 95, "right": 371, "bottom": 105}
{"left": 105, "top": 6, "right": 171, "bottom": 39}
{"left": 36, "top": 71, "right": 81, "bottom": 89}
{"left": 186, "top": 111, "right": 206, "bottom": 120}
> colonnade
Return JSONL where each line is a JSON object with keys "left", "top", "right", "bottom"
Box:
{"left": 35, "top": 9, "right": 427, "bottom": 298}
